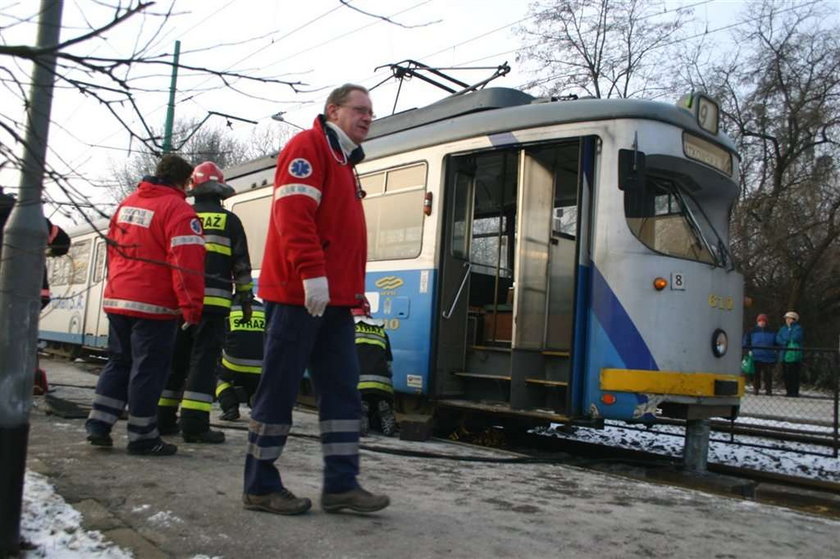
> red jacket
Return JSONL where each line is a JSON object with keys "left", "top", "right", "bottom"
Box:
{"left": 103, "top": 179, "right": 206, "bottom": 323}
{"left": 259, "top": 117, "right": 367, "bottom": 307}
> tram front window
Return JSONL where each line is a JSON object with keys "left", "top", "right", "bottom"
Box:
{"left": 622, "top": 154, "right": 736, "bottom": 268}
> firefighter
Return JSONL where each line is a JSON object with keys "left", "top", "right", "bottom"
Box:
{"left": 216, "top": 299, "right": 265, "bottom": 421}
{"left": 353, "top": 305, "right": 397, "bottom": 436}
{"left": 158, "top": 161, "right": 254, "bottom": 444}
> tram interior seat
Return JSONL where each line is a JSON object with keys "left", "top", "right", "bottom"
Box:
{"left": 468, "top": 271, "right": 513, "bottom": 345}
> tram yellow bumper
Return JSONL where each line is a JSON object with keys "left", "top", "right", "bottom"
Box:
{"left": 600, "top": 369, "right": 744, "bottom": 397}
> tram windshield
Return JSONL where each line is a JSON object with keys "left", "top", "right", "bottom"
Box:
{"left": 623, "top": 153, "right": 736, "bottom": 269}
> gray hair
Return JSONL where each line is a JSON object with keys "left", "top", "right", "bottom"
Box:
{"left": 324, "top": 84, "right": 369, "bottom": 114}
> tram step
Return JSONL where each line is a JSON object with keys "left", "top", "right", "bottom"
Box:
{"left": 452, "top": 372, "right": 511, "bottom": 381}
{"left": 437, "top": 398, "right": 571, "bottom": 423}
{"left": 524, "top": 378, "right": 568, "bottom": 387}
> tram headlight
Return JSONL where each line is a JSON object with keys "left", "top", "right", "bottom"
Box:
{"left": 711, "top": 329, "right": 727, "bottom": 357}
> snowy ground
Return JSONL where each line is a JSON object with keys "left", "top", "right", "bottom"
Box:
{"left": 541, "top": 419, "right": 840, "bottom": 482}
{"left": 19, "top": 472, "right": 133, "bottom": 559}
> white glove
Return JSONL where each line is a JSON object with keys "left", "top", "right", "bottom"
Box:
{"left": 303, "top": 276, "right": 330, "bottom": 317}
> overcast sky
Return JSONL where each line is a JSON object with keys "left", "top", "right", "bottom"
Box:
{"left": 0, "top": 0, "right": 761, "bottom": 225}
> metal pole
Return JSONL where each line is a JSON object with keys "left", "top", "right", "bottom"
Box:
{"left": 684, "top": 419, "right": 710, "bottom": 472}
{"left": 0, "top": 1, "right": 64, "bottom": 554}
{"left": 161, "top": 40, "right": 181, "bottom": 153}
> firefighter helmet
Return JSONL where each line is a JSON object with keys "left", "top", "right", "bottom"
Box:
{"left": 191, "top": 161, "right": 224, "bottom": 187}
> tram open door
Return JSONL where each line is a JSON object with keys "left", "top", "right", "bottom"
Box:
{"left": 435, "top": 137, "right": 596, "bottom": 423}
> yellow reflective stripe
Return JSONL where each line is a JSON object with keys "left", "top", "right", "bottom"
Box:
{"left": 222, "top": 357, "right": 262, "bottom": 374}
{"left": 600, "top": 369, "right": 744, "bottom": 397}
{"left": 216, "top": 382, "right": 233, "bottom": 397}
{"left": 235, "top": 283, "right": 254, "bottom": 292}
{"left": 204, "top": 296, "right": 232, "bottom": 308}
{"left": 181, "top": 400, "right": 213, "bottom": 412}
{"left": 158, "top": 397, "right": 180, "bottom": 408}
{"left": 358, "top": 381, "right": 394, "bottom": 394}
{"left": 355, "top": 337, "right": 387, "bottom": 350}
{"left": 206, "top": 243, "right": 232, "bottom": 256}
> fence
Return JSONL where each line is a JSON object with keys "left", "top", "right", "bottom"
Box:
{"left": 732, "top": 345, "right": 839, "bottom": 457}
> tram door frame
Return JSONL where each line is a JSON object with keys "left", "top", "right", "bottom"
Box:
{"left": 83, "top": 237, "right": 108, "bottom": 348}
{"left": 434, "top": 139, "right": 594, "bottom": 411}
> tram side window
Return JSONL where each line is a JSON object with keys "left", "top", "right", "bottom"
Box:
{"left": 230, "top": 194, "right": 271, "bottom": 270}
{"left": 361, "top": 162, "right": 427, "bottom": 261}
{"left": 48, "top": 239, "right": 91, "bottom": 286}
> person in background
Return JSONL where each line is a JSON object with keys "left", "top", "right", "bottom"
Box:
{"left": 0, "top": 187, "right": 71, "bottom": 395}
{"left": 776, "top": 311, "right": 804, "bottom": 397}
{"left": 353, "top": 304, "right": 397, "bottom": 436}
{"left": 158, "top": 161, "right": 254, "bottom": 444}
{"left": 216, "top": 299, "right": 265, "bottom": 421}
{"left": 741, "top": 313, "right": 777, "bottom": 395}
{"left": 243, "top": 84, "right": 389, "bottom": 516}
{"left": 85, "top": 154, "right": 205, "bottom": 456}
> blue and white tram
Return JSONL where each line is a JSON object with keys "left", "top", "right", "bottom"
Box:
{"left": 224, "top": 87, "right": 744, "bottom": 425}
{"left": 39, "top": 219, "right": 111, "bottom": 356}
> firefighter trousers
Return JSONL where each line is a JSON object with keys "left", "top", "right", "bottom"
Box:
{"left": 158, "top": 314, "right": 226, "bottom": 435}
{"left": 86, "top": 314, "right": 178, "bottom": 444}
{"left": 244, "top": 303, "right": 362, "bottom": 495}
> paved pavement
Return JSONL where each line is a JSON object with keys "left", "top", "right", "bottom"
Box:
{"left": 22, "top": 358, "right": 840, "bottom": 558}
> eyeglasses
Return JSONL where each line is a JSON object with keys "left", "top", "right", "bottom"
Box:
{"left": 340, "top": 104, "right": 375, "bottom": 118}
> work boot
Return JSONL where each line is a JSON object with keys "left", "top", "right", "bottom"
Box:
{"left": 158, "top": 421, "right": 181, "bottom": 436}
{"left": 85, "top": 425, "right": 113, "bottom": 448}
{"left": 242, "top": 489, "right": 312, "bottom": 515}
{"left": 377, "top": 400, "right": 398, "bottom": 437}
{"left": 321, "top": 487, "right": 390, "bottom": 514}
{"left": 127, "top": 438, "right": 177, "bottom": 456}
{"left": 182, "top": 429, "right": 225, "bottom": 444}
{"left": 219, "top": 407, "right": 240, "bottom": 421}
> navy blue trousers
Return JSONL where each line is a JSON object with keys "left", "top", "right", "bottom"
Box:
{"left": 158, "top": 314, "right": 226, "bottom": 434}
{"left": 244, "top": 303, "right": 361, "bottom": 495}
{"left": 86, "top": 313, "right": 177, "bottom": 444}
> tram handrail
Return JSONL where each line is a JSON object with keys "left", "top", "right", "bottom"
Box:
{"left": 442, "top": 262, "right": 471, "bottom": 319}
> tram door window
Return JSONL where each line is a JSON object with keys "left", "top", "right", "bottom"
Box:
{"left": 85, "top": 239, "right": 109, "bottom": 343}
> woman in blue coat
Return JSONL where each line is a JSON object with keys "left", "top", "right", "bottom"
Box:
{"left": 775, "top": 311, "right": 804, "bottom": 397}
{"left": 742, "top": 313, "right": 777, "bottom": 395}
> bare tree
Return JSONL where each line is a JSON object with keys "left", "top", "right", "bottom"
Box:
{"left": 0, "top": 1, "right": 304, "bottom": 224}
{"left": 109, "top": 120, "right": 287, "bottom": 202}
{"left": 687, "top": 0, "right": 840, "bottom": 344}
{"left": 515, "top": 0, "right": 692, "bottom": 98}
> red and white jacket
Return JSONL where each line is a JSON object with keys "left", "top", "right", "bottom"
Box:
{"left": 259, "top": 117, "right": 367, "bottom": 307}
{"left": 103, "top": 179, "right": 206, "bottom": 323}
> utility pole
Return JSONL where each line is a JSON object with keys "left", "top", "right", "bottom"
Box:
{"left": 0, "top": 0, "right": 64, "bottom": 555}
{"left": 161, "top": 40, "right": 181, "bottom": 153}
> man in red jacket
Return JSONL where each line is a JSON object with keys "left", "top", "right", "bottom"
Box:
{"left": 85, "top": 154, "right": 205, "bottom": 456}
{"left": 243, "top": 84, "right": 389, "bottom": 515}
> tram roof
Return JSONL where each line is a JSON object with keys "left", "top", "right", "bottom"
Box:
{"left": 222, "top": 87, "right": 737, "bottom": 186}
{"left": 364, "top": 87, "right": 737, "bottom": 160}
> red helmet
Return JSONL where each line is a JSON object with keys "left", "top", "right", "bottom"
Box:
{"left": 191, "top": 161, "right": 224, "bottom": 188}
{"left": 352, "top": 299, "right": 371, "bottom": 317}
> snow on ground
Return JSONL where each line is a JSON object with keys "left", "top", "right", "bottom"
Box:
{"left": 19, "top": 472, "right": 132, "bottom": 559}
{"left": 541, "top": 420, "right": 840, "bottom": 482}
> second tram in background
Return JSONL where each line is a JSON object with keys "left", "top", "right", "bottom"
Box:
{"left": 41, "top": 86, "right": 744, "bottom": 427}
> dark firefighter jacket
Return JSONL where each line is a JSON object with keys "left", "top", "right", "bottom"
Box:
{"left": 191, "top": 187, "right": 253, "bottom": 315}
{"left": 221, "top": 302, "right": 265, "bottom": 374}
{"left": 354, "top": 317, "right": 394, "bottom": 398}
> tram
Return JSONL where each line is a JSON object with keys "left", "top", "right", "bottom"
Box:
{"left": 41, "top": 86, "right": 744, "bottom": 426}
